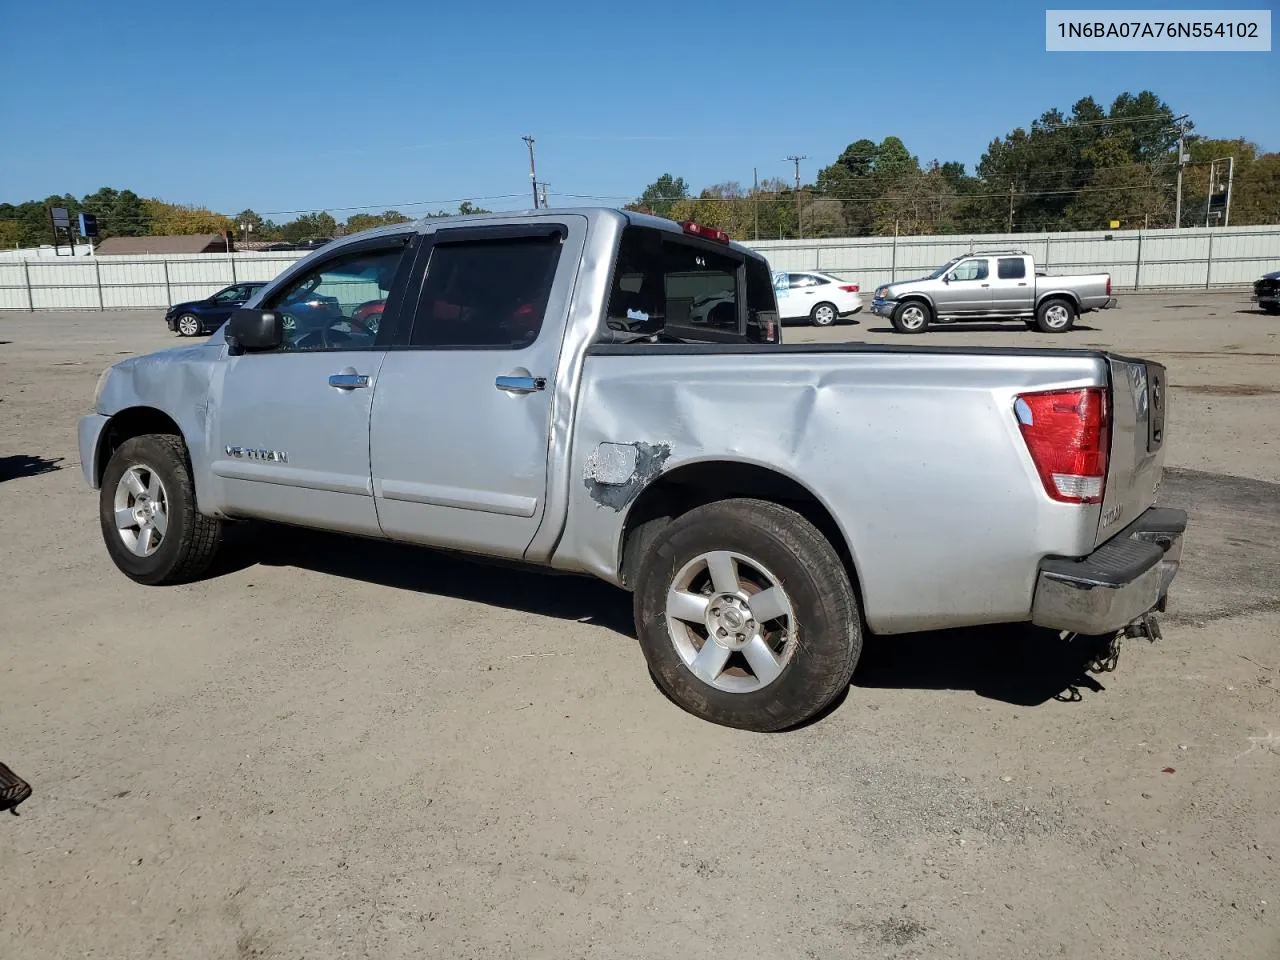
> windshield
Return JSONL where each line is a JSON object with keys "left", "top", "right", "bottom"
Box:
{"left": 926, "top": 257, "right": 964, "bottom": 280}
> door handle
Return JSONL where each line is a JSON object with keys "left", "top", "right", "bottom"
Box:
{"left": 496, "top": 375, "right": 546, "bottom": 394}
{"left": 981, "top": 283, "right": 990, "bottom": 287}
{"left": 329, "top": 372, "right": 370, "bottom": 390}
{"left": 1017, "top": 282, "right": 1028, "bottom": 286}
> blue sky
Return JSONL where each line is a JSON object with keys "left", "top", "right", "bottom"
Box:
{"left": 1, "top": 0, "right": 1275, "bottom": 218}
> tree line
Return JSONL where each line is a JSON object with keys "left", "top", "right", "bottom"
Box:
{"left": 0, "top": 190, "right": 490, "bottom": 250}
{"left": 628, "top": 91, "right": 1279, "bottom": 239}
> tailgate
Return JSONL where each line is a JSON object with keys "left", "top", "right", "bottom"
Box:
{"left": 1094, "top": 355, "right": 1167, "bottom": 547}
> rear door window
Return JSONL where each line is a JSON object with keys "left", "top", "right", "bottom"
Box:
{"left": 408, "top": 234, "right": 563, "bottom": 348}
{"left": 997, "top": 257, "right": 1026, "bottom": 279}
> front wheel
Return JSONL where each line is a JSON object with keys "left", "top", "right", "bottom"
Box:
{"left": 632, "top": 498, "right": 862, "bottom": 731}
{"left": 99, "top": 434, "right": 224, "bottom": 585}
{"left": 811, "top": 302, "right": 838, "bottom": 326}
{"left": 176, "top": 314, "right": 200, "bottom": 337}
{"left": 891, "top": 300, "right": 931, "bottom": 334}
{"left": 1036, "top": 297, "right": 1077, "bottom": 333}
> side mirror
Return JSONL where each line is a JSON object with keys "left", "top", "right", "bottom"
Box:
{"left": 227, "top": 308, "right": 283, "bottom": 352}
{"left": 942, "top": 274, "right": 951, "bottom": 283}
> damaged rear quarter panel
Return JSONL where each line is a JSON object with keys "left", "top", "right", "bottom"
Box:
{"left": 553, "top": 348, "right": 1108, "bottom": 635}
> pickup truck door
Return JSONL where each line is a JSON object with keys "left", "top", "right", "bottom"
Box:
{"left": 369, "top": 217, "right": 587, "bottom": 559}
{"left": 989, "top": 256, "right": 1035, "bottom": 314}
{"left": 941, "top": 257, "right": 993, "bottom": 315}
{"left": 208, "top": 234, "right": 418, "bottom": 536}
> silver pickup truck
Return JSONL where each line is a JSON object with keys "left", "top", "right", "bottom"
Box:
{"left": 79, "top": 209, "right": 1185, "bottom": 731}
{"left": 872, "top": 250, "right": 1117, "bottom": 333}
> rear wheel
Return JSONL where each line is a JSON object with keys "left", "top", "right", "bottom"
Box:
{"left": 811, "top": 302, "right": 838, "bottom": 326}
{"left": 891, "top": 300, "right": 931, "bottom": 334}
{"left": 1036, "top": 297, "right": 1077, "bottom": 333}
{"left": 176, "top": 314, "right": 200, "bottom": 337}
{"left": 632, "top": 498, "right": 862, "bottom": 731}
{"left": 99, "top": 434, "right": 223, "bottom": 585}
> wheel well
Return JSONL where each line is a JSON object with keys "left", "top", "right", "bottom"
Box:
{"left": 896, "top": 295, "right": 932, "bottom": 313}
{"left": 1036, "top": 291, "right": 1080, "bottom": 312}
{"left": 618, "top": 461, "right": 862, "bottom": 600}
{"left": 95, "top": 407, "right": 184, "bottom": 485}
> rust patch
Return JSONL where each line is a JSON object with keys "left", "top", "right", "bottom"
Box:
{"left": 583, "top": 441, "right": 671, "bottom": 511}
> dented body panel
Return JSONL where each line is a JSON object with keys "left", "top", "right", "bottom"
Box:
{"left": 551, "top": 345, "right": 1119, "bottom": 634}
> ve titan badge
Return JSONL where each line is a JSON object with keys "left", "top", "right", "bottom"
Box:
{"left": 225, "top": 446, "right": 289, "bottom": 463}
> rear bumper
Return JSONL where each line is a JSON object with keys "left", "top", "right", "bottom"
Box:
{"left": 1031, "top": 506, "right": 1187, "bottom": 635}
{"left": 1100, "top": 296, "right": 1118, "bottom": 309}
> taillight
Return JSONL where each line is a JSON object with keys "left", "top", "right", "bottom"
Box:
{"left": 681, "top": 221, "right": 730, "bottom": 243}
{"left": 1014, "top": 388, "right": 1109, "bottom": 504}
{"left": 1105, "top": 275, "right": 1111, "bottom": 296}
{"left": 840, "top": 284, "right": 860, "bottom": 293}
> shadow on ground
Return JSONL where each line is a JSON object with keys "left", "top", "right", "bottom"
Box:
{"left": 240, "top": 526, "right": 636, "bottom": 637}
{"left": 864, "top": 323, "right": 1097, "bottom": 335}
{"left": 212, "top": 467, "right": 1276, "bottom": 714}
{"left": 0, "top": 454, "right": 63, "bottom": 483}
{"left": 232, "top": 525, "right": 1117, "bottom": 710}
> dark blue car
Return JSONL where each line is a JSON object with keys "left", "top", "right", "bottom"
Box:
{"left": 165, "top": 282, "right": 270, "bottom": 336}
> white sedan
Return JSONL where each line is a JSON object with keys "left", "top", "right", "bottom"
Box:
{"left": 772, "top": 271, "right": 863, "bottom": 326}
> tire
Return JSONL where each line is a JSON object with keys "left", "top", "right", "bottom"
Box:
{"left": 98, "top": 434, "right": 223, "bottom": 585}
{"left": 811, "top": 302, "right": 838, "bottom": 327}
{"left": 1263, "top": 303, "right": 1280, "bottom": 316}
{"left": 632, "top": 498, "right": 862, "bottom": 732}
{"left": 1035, "top": 297, "right": 1077, "bottom": 333}
{"left": 891, "top": 300, "right": 931, "bottom": 334}
{"left": 176, "top": 314, "right": 201, "bottom": 337}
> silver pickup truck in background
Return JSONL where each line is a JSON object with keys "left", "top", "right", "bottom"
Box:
{"left": 79, "top": 209, "right": 1184, "bottom": 731}
{"left": 872, "top": 250, "right": 1117, "bottom": 333}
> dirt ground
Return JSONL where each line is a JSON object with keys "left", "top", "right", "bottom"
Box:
{"left": 2, "top": 293, "right": 1278, "bottom": 960}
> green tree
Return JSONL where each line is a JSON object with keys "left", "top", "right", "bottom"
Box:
{"left": 1231, "top": 152, "right": 1280, "bottom": 225}
{"left": 344, "top": 210, "right": 412, "bottom": 234}
{"left": 629, "top": 174, "right": 690, "bottom": 219}
{"left": 143, "top": 199, "right": 235, "bottom": 235}
{"left": 280, "top": 212, "right": 338, "bottom": 241}
{"left": 963, "top": 91, "right": 1181, "bottom": 231}
{"left": 81, "top": 187, "right": 149, "bottom": 237}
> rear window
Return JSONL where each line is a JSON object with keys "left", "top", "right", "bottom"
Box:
{"left": 744, "top": 255, "right": 779, "bottom": 343}
{"left": 603, "top": 225, "right": 777, "bottom": 343}
{"left": 998, "top": 257, "right": 1026, "bottom": 279}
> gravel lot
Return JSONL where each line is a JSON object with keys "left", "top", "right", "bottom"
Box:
{"left": 2, "top": 293, "right": 1278, "bottom": 960}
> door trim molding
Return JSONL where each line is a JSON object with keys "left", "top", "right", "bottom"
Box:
{"left": 375, "top": 478, "right": 538, "bottom": 518}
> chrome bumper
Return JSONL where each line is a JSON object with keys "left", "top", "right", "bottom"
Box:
{"left": 1031, "top": 506, "right": 1187, "bottom": 636}
{"left": 78, "top": 414, "right": 110, "bottom": 488}
{"left": 1101, "top": 297, "right": 1118, "bottom": 309}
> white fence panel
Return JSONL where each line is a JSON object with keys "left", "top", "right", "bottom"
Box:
{"left": 0, "top": 227, "right": 1276, "bottom": 311}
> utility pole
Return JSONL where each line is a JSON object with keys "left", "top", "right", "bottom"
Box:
{"left": 753, "top": 167, "right": 760, "bottom": 241}
{"left": 786, "top": 154, "right": 807, "bottom": 239}
{"left": 1223, "top": 154, "right": 1233, "bottom": 227}
{"left": 1173, "top": 114, "right": 1189, "bottom": 228}
{"left": 522, "top": 135, "right": 539, "bottom": 209}
{"left": 1008, "top": 182, "right": 1015, "bottom": 233}
{"left": 1205, "top": 160, "right": 1216, "bottom": 228}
